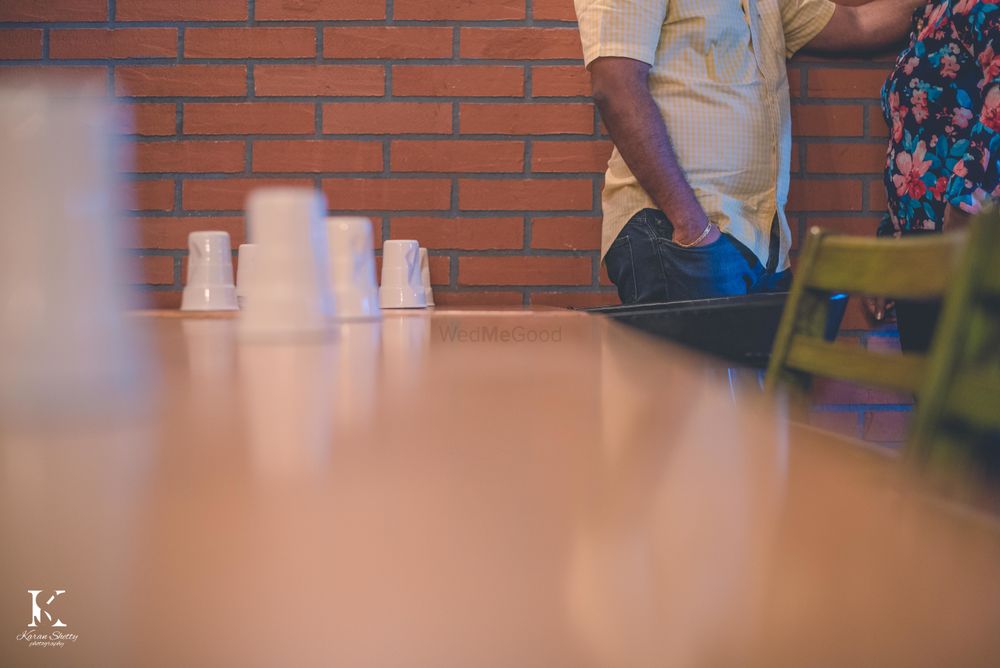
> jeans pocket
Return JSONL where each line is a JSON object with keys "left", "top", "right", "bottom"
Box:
{"left": 604, "top": 234, "right": 637, "bottom": 305}
{"left": 654, "top": 234, "right": 753, "bottom": 300}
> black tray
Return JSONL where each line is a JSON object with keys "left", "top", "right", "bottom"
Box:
{"left": 587, "top": 293, "right": 847, "bottom": 368}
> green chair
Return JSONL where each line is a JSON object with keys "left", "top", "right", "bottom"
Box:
{"left": 911, "top": 209, "right": 1000, "bottom": 467}
{"left": 765, "top": 225, "right": 967, "bottom": 404}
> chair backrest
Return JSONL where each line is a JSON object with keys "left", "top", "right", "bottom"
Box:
{"left": 765, "top": 226, "right": 967, "bottom": 398}
{"left": 911, "top": 210, "right": 1000, "bottom": 467}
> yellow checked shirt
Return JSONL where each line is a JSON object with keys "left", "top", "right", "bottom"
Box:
{"left": 575, "top": 0, "right": 836, "bottom": 269}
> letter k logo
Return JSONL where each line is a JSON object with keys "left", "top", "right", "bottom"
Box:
{"left": 28, "top": 590, "right": 66, "bottom": 628}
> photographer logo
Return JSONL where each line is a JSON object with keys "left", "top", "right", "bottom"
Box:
{"left": 16, "top": 589, "right": 79, "bottom": 648}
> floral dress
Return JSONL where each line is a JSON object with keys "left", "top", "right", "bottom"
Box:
{"left": 882, "top": 0, "right": 1000, "bottom": 235}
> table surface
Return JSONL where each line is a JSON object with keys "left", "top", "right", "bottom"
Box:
{"left": 2, "top": 308, "right": 1000, "bottom": 667}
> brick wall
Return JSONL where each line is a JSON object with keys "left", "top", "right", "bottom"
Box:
{"left": 0, "top": 0, "right": 910, "bottom": 440}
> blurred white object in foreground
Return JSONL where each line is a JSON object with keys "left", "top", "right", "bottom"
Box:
{"left": 0, "top": 81, "right": 145, "bottom": 420}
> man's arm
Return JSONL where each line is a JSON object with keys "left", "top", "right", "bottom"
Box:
{"left": 589, "top": 57, "right": 719, "bottom": 247}
{"left": 803, "top": 0, "right": 925, "bottom": 53}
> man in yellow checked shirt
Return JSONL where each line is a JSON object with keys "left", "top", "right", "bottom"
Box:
{"left": 574, "top": 0, "right": 925, "bottom": 304}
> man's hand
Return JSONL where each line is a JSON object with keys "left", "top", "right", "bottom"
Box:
{"left": 589, "top": 57, "right": 716, "bottom": 246}
{"left": 805, "top": 0, "right": 926, "bottom": 53}
{"left": 676, "top": 222, "right": 722, "bottom": 247}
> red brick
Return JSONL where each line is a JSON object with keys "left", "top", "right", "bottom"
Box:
{"left": 530, "top": 291, "right": 620, "bottom": 308}
{"left": 255, "top": 0, "right": 385, "bottom": 20}
{"left": 532, "top": 0, "right": 576, "bottom": 21}
{"left": 132, "top": 217, "right": 245, "bottom": 249}
{"left": 791, "top": 104, "right": 864, "bottom": 137}
{"left": 122, "top": 104, "right": 177, "bottom": 136}
{"left": 0, "top": 0, "right": 106, "bottom": 21}
{"left": 116, "top": 0, "right": 247, "bottom": 21}
{"left": 51, "top": 29, "right": 177, "bottom": 59}
{"left": 424, "top": 255, "right": 451, "bottom": 285}
{"left": 324, "top": 27, "right": 452, "bottom": 59}
{"left": 806, "top": 143, "right": 887, "bottom": 175}
{"left": 787, "top": 179, "right": 863, "bottom": 212}
{"left": 458, "top": 256, "right": 591, "bottom": 286}
{"left": 807, "top": 216, "right": 882, "bottom": 237}
{"left": 391, "top": 140, "right": 524, "bottom": 173}
{"left": 460, "top": 28, "right": 583, "bottom": 60}
{"left": 459, "top": 179, "right": 592, "bottom": 211}
{"left": 599, "top": 262, "right": 614, "bottom": 286}
{"left": 185, "top": 28, "right": 316, "bottom": 59}
{"left": 532, "top": 66, "right": 590, "bottom": 97}
{"left": 788, "top": 68, "right": 802, "bottom": 99}
{"left": 866, "top": 335, "right": 903, "bottom": 354}
{"left": 531, "top": 216, "right": 601, "bottom": 250}
{"left": 394, "top": 0, "right": 524, "bottom": 20}
{"left": 837, "top": 296, "right": 889, "bottom": 332}
{"left": 811, "top": 378, "right": 913, "bottom": 405}
{"left": 807, "top": 410, "right": 861, "bottom": 439}
{"left": 531, "top": 140, "right": 612, "bottom": 173}
{"left": 322, "top": 178, "right": 451, "bottom": 211}
{"left": 863, "top": 411, "right": 911, "bottom": 443}
{"left": 116, "top": 66, "right": 246, "bottom": 98}
{"left": 132, "top": 141, "right": 245, "bottom": 174}
{"left": 870, "top": 106, "right": 890, "bottom": 139}
{"left": 323, "top": 102, "right": 452, "bottom": 134}
{"left": 393, "top": 65, "right": 524, "bottom": 97}
{"left": 183, "top": 178, "right": 314, "bottom": 211}
{"left": 131, "top": 180, "right": 175, "bottom": 211}
{"left": 0, "top": 29, "right": 42, "bottom": 59}
{"left": 389, "top": 217, "right": 523, "bottom": 249}
{"left": 461, "top": 103, "right": 593, "bottom": 135}
{"left": 184, "top": 103, "right": 315, "bottom": 135}
{"left": 135, "top": 256, "right": 175, "bottom": 286}
{"left": 806, "top": 68, "right": 888, "bottom": 99}
{"left": 870, "top": 181, "right": 889, "bottom": 211}
{"left": 254, "top": 65, "right": 384, "bottom": 97}
{"left": 253, "top": 140, "right": 383, "bottom": 173}
{"left": 0, "top": 66, "right": 108, "bottom": 88}
{"left": 131, "top": 290, "right": 181, "bottom": 309}
{"left": 434, "top": 291, "right": 524, "bottom": 306}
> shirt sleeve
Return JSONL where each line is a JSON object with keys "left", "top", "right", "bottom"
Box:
{"left": 780, "top": 0, "right": 837, "bottom": 58}
{"left": 948, "top": 8, "right": 1000, "bottom": 208}
{"left": 573, "top": 0, "right": 669, "bottom": 69}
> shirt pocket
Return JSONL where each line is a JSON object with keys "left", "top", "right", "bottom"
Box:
{"left": 668, "top": 0, "right": 759, "bottom": 84}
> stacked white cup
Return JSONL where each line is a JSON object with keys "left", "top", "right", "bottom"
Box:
{"left": 236, "top": 243, "right": 258, "bottom": 310}
{"left": 419, "top": 247, "right": 435, "bottom": 307}
{"left": 239, "top": 188, "right": 335, "bottom": 340}
{"left": 326, "top": 217, "right": 381, "bottom": 320}
{"left": 379, "top": 240, "right": 427, "bottom": 309}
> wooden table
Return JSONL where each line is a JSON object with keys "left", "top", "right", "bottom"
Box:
{"left": 2, "top": 308, "right": 1000, "bottom": 667}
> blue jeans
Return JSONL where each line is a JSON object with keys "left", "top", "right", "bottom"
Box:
{"left": 604, "top": 209, "right": 791, "bottom": 304}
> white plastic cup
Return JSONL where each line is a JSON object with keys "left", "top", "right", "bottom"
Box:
{"left": 236, "top": 243, "right": 258, "bottom": 310}
{"left": 239, "top": 188, "right": 334, "bottom": 340}
{"left": 379, "top": 240, "right": 427, "bottom": 309}
{"left": 326, "top": 217, "right": 381, "bottom": 321}
{"left": 181, "top": 231, "right": 238, "bottom": 311}
{"left": 419, "top": 247, "right": 435, "bottom": 307}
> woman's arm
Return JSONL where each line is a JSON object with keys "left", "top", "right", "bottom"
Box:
{"left": 945, "top": 6, "right": 1000, "bottom": 228}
